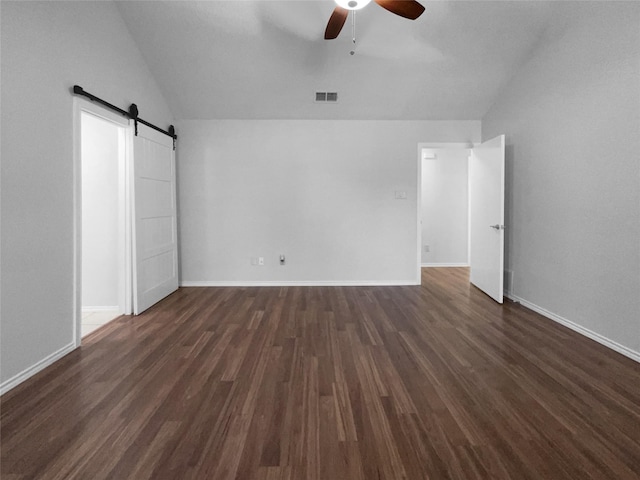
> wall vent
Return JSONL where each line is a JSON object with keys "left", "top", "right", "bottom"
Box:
{"left": 315, "top": 92, "right": 338, "bottom": 103}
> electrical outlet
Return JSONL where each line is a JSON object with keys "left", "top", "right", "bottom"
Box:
{"left": 424, "top": 245, "right": 430, "bottom": 252}
{"left": 258, "top": 257, "right": 264, "bottom": 266}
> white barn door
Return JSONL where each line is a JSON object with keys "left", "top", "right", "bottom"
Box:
{"left": 132, "top": 123, "right": 178, "bottom": 314}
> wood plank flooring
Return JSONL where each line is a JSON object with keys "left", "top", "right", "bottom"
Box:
{"left": 2, "top": 268, "right": 639, "bottom": 479}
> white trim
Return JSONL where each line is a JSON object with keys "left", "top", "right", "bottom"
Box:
{"left": 181, "top": 280, "right": 419, "bottom": 287}
{"left": 0, "top": 342, "right": 76, "bottom": 396}
{"left": 73, "top": 99, "right": 81, "bottom": 348}
{"left": 421, "top": 263, "right": 469, "bottom": 267}
{"left": 81, "top": 306, "right": 119, "bottom": 312}
{"left": 505, "top": 292, "right": 640, "bottom": 364}
{"left": 467, "top": 151, "right": 472, "bottom": 267}
{"left": 416, "top": 144, "right": 422, "bottom": 285}
{"left": 417, "top": 142, "right": 475, "bottom": 149}
{"left": 120, "top": 126, "right": 135, "bottom": 316}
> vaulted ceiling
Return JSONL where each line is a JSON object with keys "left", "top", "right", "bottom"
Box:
{"left": 115, "top": 0, "right": 557, "bottom": 120}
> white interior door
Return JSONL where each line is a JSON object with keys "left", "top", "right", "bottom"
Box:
{"left": 469, "top": 135, "right": 505, "bottom": 303}
{"left": 132, "top": 123, "right": 178, "bottom": 314}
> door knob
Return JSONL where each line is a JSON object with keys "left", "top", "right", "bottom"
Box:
{"left": 490, "top": 224, "right": 505, "bottom": 230}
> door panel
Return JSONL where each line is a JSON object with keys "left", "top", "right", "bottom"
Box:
{"left": 132, "top": 124, "right": 178, "bottom": 314}
{"left": 469, "top": 135, "right": 505, "bottom": 303}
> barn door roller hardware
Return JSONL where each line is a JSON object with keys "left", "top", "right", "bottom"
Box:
{"left": 72, "top": 85, "right": 177, "bottom": 149}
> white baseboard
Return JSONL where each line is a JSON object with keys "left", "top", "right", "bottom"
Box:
{"left": 181, "top": 280, "right": 419, "bottom": 287}
{"left": 81, "top": 306, "right": 119, "bottom": 312}
{"left": 421, "top": 263, "right": 469, "bottom": 267}
{"left": 0, "top": 341, "right": 77, "bottom": 396}
{"left": 505, "top": 292, "right": 640, "bottom": 364}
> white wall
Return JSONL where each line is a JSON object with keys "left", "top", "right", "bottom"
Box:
{"left": 177, "top": 120, "right": 480, "bottom": 285}
{"left": 1, "top": 1, "right": 173, "bottom": 390}
{"left": 421, "top": 148, "right": 469, "bottom": 266}
{"left": 482, "top": 2, "right": 640, "bottom": 358}
{"left": 81, "top": 113, "right": 119, "bottom": 309}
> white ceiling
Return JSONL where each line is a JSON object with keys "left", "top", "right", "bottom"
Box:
{"left": 115, "top": 0, "right": 557, "bottom": 120}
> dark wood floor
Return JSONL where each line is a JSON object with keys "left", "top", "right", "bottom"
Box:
{"left": 2, "top": 268, "right": 639, "bottom": 479}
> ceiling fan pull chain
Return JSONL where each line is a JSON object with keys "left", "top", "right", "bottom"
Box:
{"left": 350, "top": 10, "right": 357, "bottom": 55}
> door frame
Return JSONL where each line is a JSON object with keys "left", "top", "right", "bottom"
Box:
{"left": 72, "top": 97, "right": 134, "bottom": 347}
{"left": 416, "top": 142, "right": 476, "bottom": 283}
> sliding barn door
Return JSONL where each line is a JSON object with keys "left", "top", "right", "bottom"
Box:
{"left": 132, "top": 123, "right": 178, "bottom": 314}
{"left": 469, "top": 135, "right": 505, "bottom": 303}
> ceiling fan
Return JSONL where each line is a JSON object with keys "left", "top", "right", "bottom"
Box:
{"left": 324, "top": 0, "right": 425, "bottom": 40}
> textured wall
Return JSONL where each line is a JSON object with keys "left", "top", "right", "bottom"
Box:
{"left": 483, "top": 2, "right": 640, "bottom": 356}
{"left": 1, "top": 1, "right": 173, "bottom": 387}
{"left": 177, "top": 120, "right": 479, "bottom": 284}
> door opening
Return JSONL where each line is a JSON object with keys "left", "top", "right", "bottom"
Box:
{"left": 74, "top": 100, "right": 133, "bottom": 344}
{"left": 416, "top": 139, "right": 505, "bottom": 303}
{"left": 418, "top": 144, "right": 472, "bottom": 270}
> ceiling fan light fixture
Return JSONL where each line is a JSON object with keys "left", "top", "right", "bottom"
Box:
{"left": 334, "top": 0, "right": 372, "bottom": 11}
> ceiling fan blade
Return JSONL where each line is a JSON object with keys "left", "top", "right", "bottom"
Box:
{"left": 324, "top": 6, "right": 349, "bottom": 39}
{"left": 374, "top": 0, "right": 425, "bottom": 20}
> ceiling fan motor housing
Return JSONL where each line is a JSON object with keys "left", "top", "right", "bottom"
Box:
{"left": 326, "top": 0, "right": 425, "bottom": 40}
{"left": 335, "top": 0, "right": 372, "bottom": 11}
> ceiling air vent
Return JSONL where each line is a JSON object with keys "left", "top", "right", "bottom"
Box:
{"left": 315, "top": 92, "right": 338, "bottom": 103}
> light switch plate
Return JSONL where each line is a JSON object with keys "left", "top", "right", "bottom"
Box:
{"left": 395, "top": 191, "right": 407, "bottom": 200}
